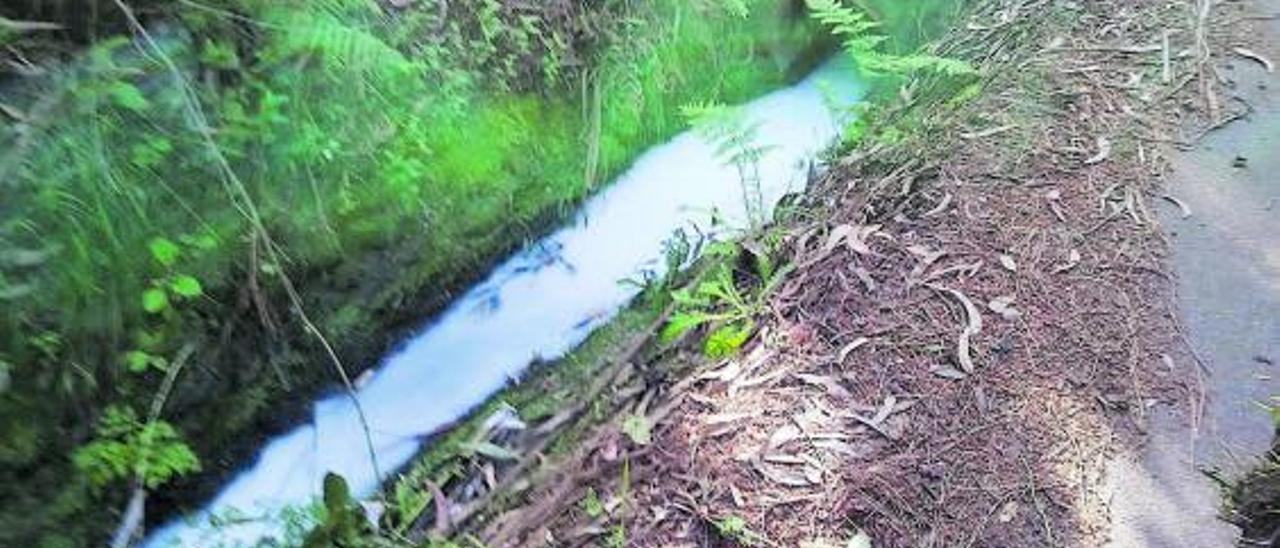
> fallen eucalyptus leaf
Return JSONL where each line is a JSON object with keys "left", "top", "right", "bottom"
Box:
{"left": 1234, "top": 47, "right": 1275, "bottom": 72}
{"left": 837, "top": 337, "right": 871, "bottom": 364}
{"left": 988, "top": 295, "right": 1023, "bottom": 320}
{"left": 997, "top": 500, "right": 1020, "bottom": 523}
{"left": 804, "top": 465, "right": 823, "bottom": 485}
{"left": 1162, "top": 194, "right": 1193, "bottom": 219}
{"left": 846, "top": 224, "right": 881, "bottom": 255}
{"left": 1054, "top": 249, "right": 1082, "bottom": 273}
{"left": 763, "top": 453, "right": 807, "bottom": 465}
{"left": 699, "top": 360, "right": 742, "bottom": 382}
{"left": 931, "top": 364, "right": 968, "bottom": 380}
{"left": 929, "top": 285, "right": 984, "bottom": 373}
{"left": 924, "top": 193, "right": 953, "bottom": 217}
{"left": 768, "top": 424, "right": 802, "bottom": 450}
{"left": 796, "top": 373, "right": 853, "bottom": 400}
{"left": 824, "top": 224, "right": 855, "bottom": 254}
{"left": 1084, "top": 136, "right": 1112, "bottom": 165}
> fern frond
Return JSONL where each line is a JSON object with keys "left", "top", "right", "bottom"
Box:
{"left": 806, "top": 0, "right": 976, "bottom": 77}
{"left": 264, "top": 8, "right": 412, "bottom": 76}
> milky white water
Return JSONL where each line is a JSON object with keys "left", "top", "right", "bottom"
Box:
{"left": 147, "top": 57, "right": 864, "bottom": 546}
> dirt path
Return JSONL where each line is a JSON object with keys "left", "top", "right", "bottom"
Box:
{"left": 1169, "top": 0, "right": 1280, "bottom": 473}
{"left": 1167, "top": 2, "right": 1280, "bottom": 469}
{"left": 1110, "top": 2, "right": 1280, "bottom": 545}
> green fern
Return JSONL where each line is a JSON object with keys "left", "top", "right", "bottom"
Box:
{"left": 264, "top": 8, "right": 413, "bottom": 75}
{"left": 682, "top": 102, "right": 774, "bottom": 231}
{"left": 806, "top": 0, "right": 975, "bottom": 77}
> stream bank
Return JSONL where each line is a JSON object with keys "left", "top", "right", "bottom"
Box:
{"left": 0, "top": 1, "right": 828, "bottom": 545}
{"left": 149, "top": 54, "right": 866, "bottom": 546}
{"left": 135, "top": 2, "right": 971, "bottom": 545}
{"left": 368, "top": 0, "right": 1275, "bottom": 546}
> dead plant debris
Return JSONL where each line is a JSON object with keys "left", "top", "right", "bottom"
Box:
{"left": 424, "top": 0, "right": 1254, "bottom": 545}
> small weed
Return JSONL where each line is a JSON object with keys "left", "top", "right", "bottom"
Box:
{"left": 581, "top": 488, "right": 606, "bottom": 519}
{"left": 621, "top": 414, "right": 653, "bottom": 446}
{"left": 662, "top": 241, "right": 793, "bottom": 358}
{"left": 714, "top": 514, "right": 768, "bottom": 546}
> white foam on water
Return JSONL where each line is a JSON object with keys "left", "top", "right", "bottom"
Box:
{"left": 147, "top": 57, "right": 864, "bottom": 547}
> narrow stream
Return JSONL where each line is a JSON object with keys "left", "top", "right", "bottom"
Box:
{"left": 149, "top": 57, "right": 865, "bottom": 546}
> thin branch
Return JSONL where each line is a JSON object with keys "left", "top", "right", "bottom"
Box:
{"left": 0, "top": 17, "right": 63, "bottom": 32}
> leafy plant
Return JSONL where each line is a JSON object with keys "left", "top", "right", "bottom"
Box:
{"left": 714, "top": 514, "right": 767, "bottom": 546}
{"left": 806, "top": 0, "right": 975, "bottom": 77}
{"left": 72, "top": 406, "right": 200, "bottom": 490}
{"left": 141, "top": 237, "right": 204, "bottom": 316}
{"left": 581, "top": 488, "right": 606, "bottom": 519}
{"left": 683, "top": 102, "right": 775, "bottom": 232}
{"left": 662, "top": 242, "right": 793, "bottom": 358}
{"left": 303, "top": 473, "right": 370, "bottom": 548}
{"left": 621, "top": 414, "right": 652, "bottom": 446}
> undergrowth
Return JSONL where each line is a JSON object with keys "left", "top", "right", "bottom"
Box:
{"left": 659, "top": 0, "right": 977, "bottom": 360}
{"left": 299, "top": 1, "right": 978, "bottom": 545}
{"left": 0, "top": 0, "right": 821, "bottom": 545}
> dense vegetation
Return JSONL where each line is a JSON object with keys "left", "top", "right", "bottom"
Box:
{"left": 0, "top": 0, "right": 975, "bottom": 545}
{"left": 1, "top": 0, "right": 832, "bottom": 545}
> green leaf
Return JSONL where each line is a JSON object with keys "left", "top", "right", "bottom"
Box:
{"left": 705, "top": 324, "right": 752, "bottom": 359}
{"left": 718, "top": 515, "right": 747, "bottom": 535}
{"left": 170, "top": 275, "right": 203, "bottom": 298}
{"left": 323, "top": 472, "right": 354, "bottom": 514}
{"left": 0, "top": 359, "right": 10, "bottom": 394}
{"left": 125, "top": 351, "right": 152, "bottom": 373}
{"left": 669, "top": 287, "right": 708, "bottom": 307}
{"left": 129, "top": 137, "right": 173, "bottom": 168}
{"left": 148, "top": 238, "right": 180, "bottom": 267}
{"left": 661, "top": 312, "right": 708, "bottom": 343}
{"left": 621, "top": 414, "right": 651, "bottom": 446}
{"left": 193, "top": 234, "right": 219, "bottom": 251}
{"left": 581, "top": 488, "right": 605, "bottom": 519}
{"left": 142, "top": 288, "right": 169, "bottom": 314}
{"left": 136, "top": 329, "right": 164, "bottom": 349}
{"left": 200, "top": 40, "right": 240, "bottom": 69}
{"left": 108, "top": 81, "right": 149, "bottom": 112}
